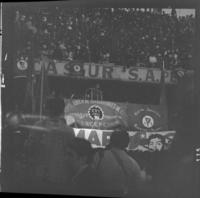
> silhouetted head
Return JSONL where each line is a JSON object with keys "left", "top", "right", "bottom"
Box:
{"left": 109, "top": 130, "right": 130, "bottom": 150}
{"left": 45, "top": 97, "right": 65, "bottom": 117}
{"left": 66, "top": 138, "right": 93, "bottom": 173}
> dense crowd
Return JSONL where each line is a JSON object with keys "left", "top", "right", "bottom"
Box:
{"left": 15, "top": 7, "right": 195, "bottom": 70}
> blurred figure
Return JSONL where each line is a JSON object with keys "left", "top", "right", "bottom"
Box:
{"left": 154, "top": 132, "right": 197, "bottom": 198}
{"left": 147, "top": 101, "right": 198, "bottom": 198}
{"left": 24, "top": 97, "right": 75, "bottom": 194}
{"left": 1, "top": 111, "right": 30, "bottom": 193}
{"left": 1, "top": 113, "right": 20, "bottom": 192}
{"left": 66, "top": 138, "right": 101, "bottom": 196}
{"left": 93, "top": 130, "right": 147, "bottom": 197}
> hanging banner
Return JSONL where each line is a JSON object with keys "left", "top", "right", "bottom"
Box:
{"left": 127, "top": 105, "right": 168, "bottom": 131}
{"left": 64, "top": 99, "right": 168, "bottom": 131}
{"left": 64, "top": 99, "right": 129, "bottom": 129}
{"left": 73, "top": 128, "right": 176, "bottom": 151}
{"left": 33, "top": 60, "right": 180, "bottom": 84}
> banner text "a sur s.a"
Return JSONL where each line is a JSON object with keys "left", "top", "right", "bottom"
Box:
{"left": 33, "top": 60, "right": 178, "bottom": 84}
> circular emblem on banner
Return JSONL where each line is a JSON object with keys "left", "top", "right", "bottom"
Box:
{"left": 88, "top": 105, "right": 104, "bottom": 121}
{"left": 142, "top": 115, "right": 154, "bottom": 128}
{"left": 74, "top": 65, "right": 81, "bottom": 72}
{"left": 17, "top": 60, "right": 28, "bottom": 71}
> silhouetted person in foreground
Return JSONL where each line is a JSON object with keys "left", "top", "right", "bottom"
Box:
{"left": 24, "top": 97, "right": 74, "bottom": 194}
{"left": 1, "top": 112, "right": 22, "bottom": 192}
{"left": 1, "top": 110, "right": 33, "bottom": 193}
{"left": 149, "top": 100, "right": 198, "bottom": 198}
{"left": 153, "top": 132, "right": 197, "bottom": 198}
{"left": 93, "top": 130, "right": 147, "bottom": 197}
{"left": 65, "top": 138, "right": 101, "bottom": 196}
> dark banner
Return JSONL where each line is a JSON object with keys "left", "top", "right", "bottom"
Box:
{"left": 64, "top": 99, "right": 168, "bottom": 131}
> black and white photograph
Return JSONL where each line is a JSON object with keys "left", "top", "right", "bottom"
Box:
{"left": 1, "top": 0, "right": 200, "bottom": 197}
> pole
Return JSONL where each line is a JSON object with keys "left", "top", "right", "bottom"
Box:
{"left": 30, "top": 35, "right": 35, "bottom": 114}
{"left": 23, "top": 46, "right": 35, "bottom": 114}
{"left": 0, "top": 2, "right": 2, "bottom": 76}
{"left": 31, "top": 73, "right": 36, "bottom": 114}
{"left": 30, "top": 41, "right": 36, "bottom": 114}
{"left": 39, "top": 60, "right": 45, "bottom": 120}
{"left": 87, "top": 39, "right": 91, "bottom": 62}
{"left": 159, "top": 59, "right": 166, "bottom": 105}
{"left": 0, "top": 2, "right": 2, "bottom": 178}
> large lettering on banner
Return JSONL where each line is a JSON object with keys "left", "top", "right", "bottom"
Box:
{"left": 46, "top": 61, "right": 57, "bottom": 74}
{"left": 33, "top": 60, "right": 181, "bottom": 84}
{"left": 88, "top": 64, "right": 99, "bottom": 78}
{"left": 34, "top": 59, "right": 58, "bottom": 75}
{"left": 73, "top": 128, "right": 176, "bottom": 151}
{"left": 128, "top": 68, "right": 139, "bottom": 81}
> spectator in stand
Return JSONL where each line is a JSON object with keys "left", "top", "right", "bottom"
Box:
{"left": 14, "top": 8, "right": 195, "bottom": 70}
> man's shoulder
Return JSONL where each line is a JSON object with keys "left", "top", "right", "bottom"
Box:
{"left": 114, "top": 149, "right": 141, "bottom": 169}
{"left": 32, "top": 118, "right": 75, "bottom": 141}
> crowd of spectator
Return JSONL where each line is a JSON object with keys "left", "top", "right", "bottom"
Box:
{"left": 14, "top": 7, "right": 195, "bottom": 70}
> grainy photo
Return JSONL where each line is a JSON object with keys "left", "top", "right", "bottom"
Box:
{"left": 1, "top": 1, "right": 200, "bottom": 198}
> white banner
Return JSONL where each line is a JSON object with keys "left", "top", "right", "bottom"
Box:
{"left": 73, "top": 128, "right": 176, "bottom": 151}
{"left": 34, "top": 60, "right": 179, "bottom": 84}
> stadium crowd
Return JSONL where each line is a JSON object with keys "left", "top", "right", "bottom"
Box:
{"left": 14, "top": 7, "right": 194, "bottom": 70}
